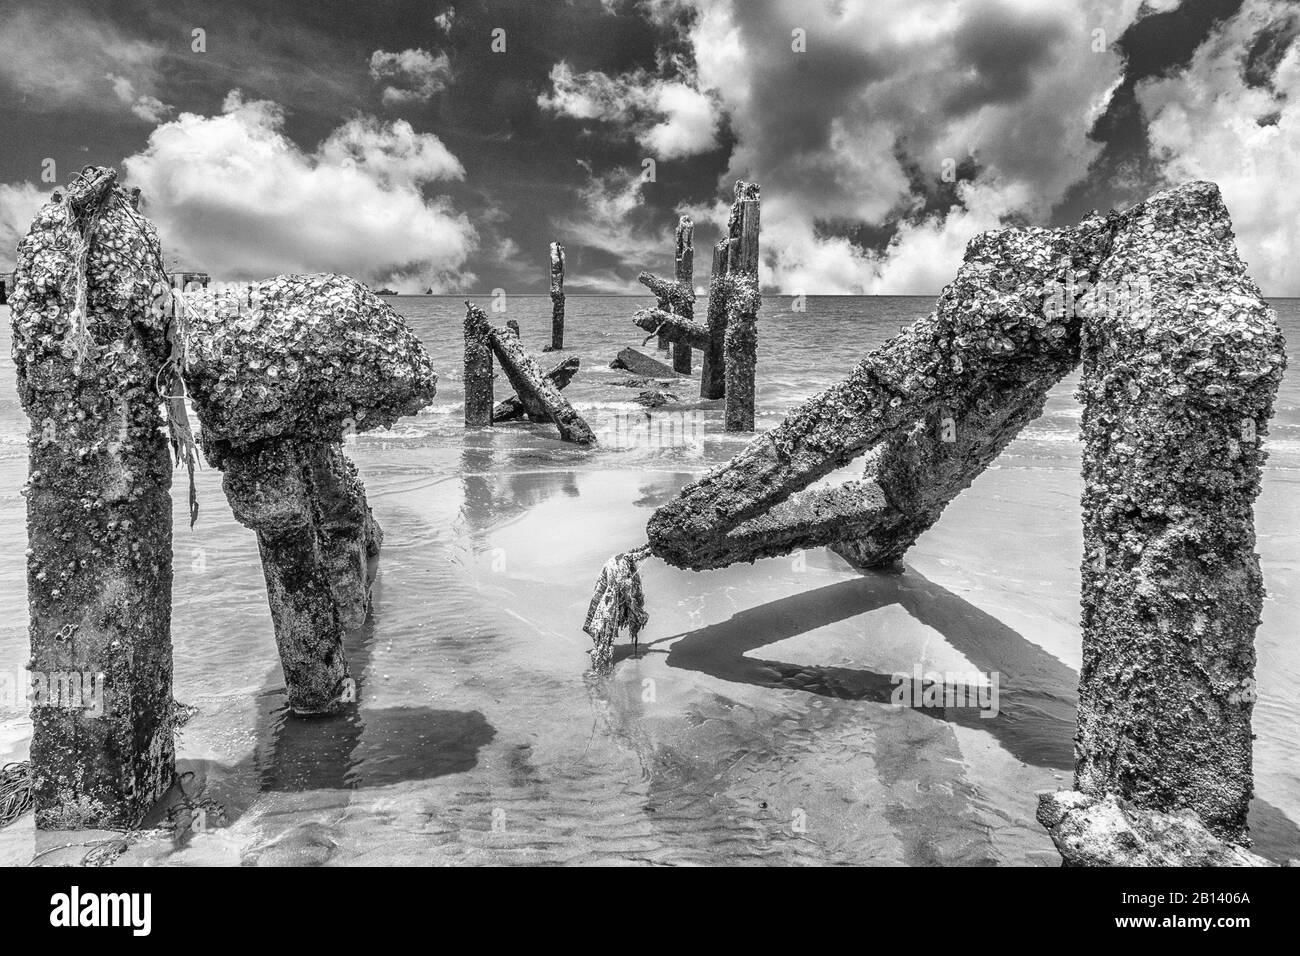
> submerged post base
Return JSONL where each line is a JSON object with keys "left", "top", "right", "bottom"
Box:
{"left": 1036, "top": 791, "right": 1275, "bottom": 867}
{"left": 222, "top": 440, "right": 370, "bottom": 714}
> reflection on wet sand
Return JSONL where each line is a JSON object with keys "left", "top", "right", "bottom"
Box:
{"left": 661, "top": 565, "right": 1077, "bottom": 769}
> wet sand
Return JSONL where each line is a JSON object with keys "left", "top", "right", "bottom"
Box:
{"left": 1, "top": 296, "right": 1297, "bottom": 865}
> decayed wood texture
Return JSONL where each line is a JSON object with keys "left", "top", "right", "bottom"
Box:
{"left": 1074, "top": 182, "right": 1285, "bottom": 842}
{"left": 483, "top": 311, "right": 595, "bottom": 444}
{"left": 493, "top": 356, "right": 580, "bottom": 422}
{"left": 646, "top": 214, "right": 1115, "bottom": 570}
{"left": 464, "top": 303, "right": 494, "bottom": 426}
{"left": 549, "top": 241, "right": 565, "bottom": 351}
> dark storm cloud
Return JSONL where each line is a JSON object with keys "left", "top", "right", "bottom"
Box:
{"left": 1051, "top": 0, "right": 1246, "bottom": 224}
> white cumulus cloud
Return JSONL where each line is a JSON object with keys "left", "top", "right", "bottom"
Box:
{"left": 1138, "top": 0, "right": 1300, "bottom": 295}
{"left": 369, "top": 48, "right": 453, "bottom": 105}
{"left": 121, "top": 91, "right": 477, "bottom": 291}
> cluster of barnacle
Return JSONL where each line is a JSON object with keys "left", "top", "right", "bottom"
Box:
{"left": 183, "top": 273, "right": 437, "bottom": 449}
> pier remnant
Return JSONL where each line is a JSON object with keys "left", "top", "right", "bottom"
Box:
{"left": 645, "top": 213, "right": 1110, "bottom": 570}
{"left": 1036, "top": 791, "right": 1273, "bottom": 866}
{"left": 548, "top": 241, "right": 565, "bottom": 351}
{"left": 469, "top": 303, "right": 595, "bottom": 444}
{"left": 596, "top": 182, "right": 1282, "bottom": 863}
{"left": 610, "top": 347, "right": 678, "bottom": 378}
{"left": 1073, "top": 182, "right": 1285, "bottom": 843}
{"left": 464, "top": 301, "right": 494, "bottom": 426}
{"left": 185, "top": 274, "right": 438, "bottom": 713}
{"left": 671, "top": 216, "right": 695, "bottom": 374}
{"left": 722, "top": 182, "right": 760, "bottom": 430}
{"left": 12, "top": 166, "right": 176, "bottom": 828}
{"left": 493, "top": 356, "right": 579, "bottom": 422}
{"left": 701, "top": 240, "right": 729, "bottom": 399}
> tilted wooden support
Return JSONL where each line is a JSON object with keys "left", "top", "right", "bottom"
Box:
{"left": 632, "top": 307, "right": 710, "bottom": 351}
{"left": 466, "top": 303, "right": 595, "bottom": 444}
{"left": 637, "top": 181, "right": 1283, "bottom": 865}
{"left": 493, "top": 356, "right": 580, "bottom": 422}
{"left": 646, "top": 217, "right": 1108, "bottom": 570}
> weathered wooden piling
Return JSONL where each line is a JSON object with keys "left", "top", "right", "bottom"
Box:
{"left": 549, "top": 241, "right": 565, "bottom": 351}
{"left": 471, "top": 303, "right": 595, "bottom": 444}
{"left": 723, "top": 182, "right": 760, "bottom": 431}
{"left": 1072, "top": 182, "right": 1285, "bottom": 844}
{"left": 185, "top": 274, "right": 437, "bottom": 714}
{"left": 671, "top": 216, "right": 694, "bottom": 374}
{"left": 223, "top": 440, "right": 351, "bottom": 714}
{"left": 308, "top": 444, "right": 383, "bottom": 630}
{"left": 646, "top": 216, "right": 1110, "bottom": 570}
{"left": 12, "top": 166, "right": 176, "bottom": 828}
{"left": 464, "top": 301, "right": 494, "bottom": 427}
{"left": 701, "top": 240, "right": 729, "bottom": 399}
{"left": 493, "top": 356, "right": 579, "bottom": 422}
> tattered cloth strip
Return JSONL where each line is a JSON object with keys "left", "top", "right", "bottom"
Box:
{"left": 583, "top": 544, "right": 652, "bottom": 671}
{"left": 0, "top": 761, "right": 33, "bottom": 828}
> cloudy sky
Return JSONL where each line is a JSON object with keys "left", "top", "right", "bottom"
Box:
{"left": 1, "top": 0, "right": 1296, "bottom": 294}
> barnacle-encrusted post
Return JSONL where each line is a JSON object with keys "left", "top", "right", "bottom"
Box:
{"left": 700, "top": 239, "right": 729, "bottom": 400}
{"left": 723, "top": 182, "right": 760, "bottom": 431}
{"left": 493, "top": 356, "right": 580, "bottom": 422}
{"left": 185, "top": 274, "right": 437, "bottom": 713}
{"left": 11, "top": 166, "right": 176, "bottom": 828}
{"left": 548, "top": 241, "right": 565, "bottom": 352}
{"left": 475, "top": 303, "right": 595, "bottom": 443}
{"left": 1072, "top": 182, "right": 1285, "bottom": 844}
{"left": 464, "top": 301, "right": 493, "bottom": 427}
{"left": 671, "top": 216, "right": 694, "bottom": 374}
{"left": 647, "top": 215, "right": 1109, "bottom": 570}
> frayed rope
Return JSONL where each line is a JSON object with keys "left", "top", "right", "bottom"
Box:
{"left": 582, "top": 544, "right": 653, "bottom": 672}
{"left": 0, "top": 761, "right": 33, "bottom": 829}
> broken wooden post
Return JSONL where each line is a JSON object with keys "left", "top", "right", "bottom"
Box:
{"left": 671, "top": 216, "right": 695, "bottom": 374}
{"left": 646, "top": 216, "right": 1109, "bottom": 570}
{"left": 1071, "top": 181, "right": 1285, "bottom": 845}
{"left": 723, "top": 182, "right": 760, "bottom": 431}
{"left": 222, "top": 440, "right": 350, "bottom": 712}
{"left": 548, "top": 241, "right": 565, "bottom": 351}
{"left": 700, "top": 239, "right": 729, "bottom": 400}
{"left": 186, "top": 274, "right": 437, "bottom": 713}
{"left": 464, "top": 300, "right": 494, "bottom": 427}
{"left": 493, "top": 356, "right": 579, "bottom": 422}
{"left": 308, "top": 444, "right": 383, "bottom": 631}
{"left": 472, "top": 303, "right": 595, "bottom": 444}
{"left": 11, "top": 166, "right": 176, "bottom": 828}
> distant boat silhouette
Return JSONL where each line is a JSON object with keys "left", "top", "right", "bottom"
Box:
{"left": 376, "top": 288, "right": 398, "bottom": 296}
{"left": 426, "top": 287, "right": 434, "bottom": 295}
